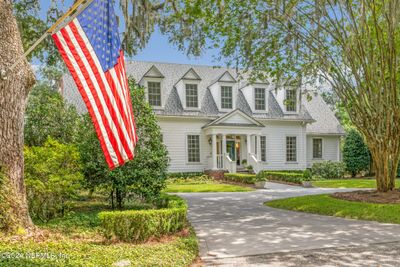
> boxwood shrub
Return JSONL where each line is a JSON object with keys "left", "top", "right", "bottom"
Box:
{"left": 224, "top": 173, "right": 257, "bottom": 184}
{"left": 256, "top": 171, "right": 309, "bottom": 184}
{"left": 311, "top": 161, "right": 346, "bottom": 179}
{"left": 98, "top": 195, "right": 187, "bottom": 242}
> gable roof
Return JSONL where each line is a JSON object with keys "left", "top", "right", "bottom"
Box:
{"left": 142, "top": 65, "right": 164, "bottom": 79}
{"left": 181, "top": 68, "right": 201, "bottom": 80}
{"left": 203, "top": 109, "right": 264, "bottom": 128}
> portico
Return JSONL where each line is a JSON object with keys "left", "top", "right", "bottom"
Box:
{"left": 202, "top": 109, "right": 264, "bottom": 173}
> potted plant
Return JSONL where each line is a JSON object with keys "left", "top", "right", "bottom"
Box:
{"left": 254, "top": 175, "right": 267, "bottom": 189}
{"left": 301, "top": 169, "right": 314, "bottom": 188}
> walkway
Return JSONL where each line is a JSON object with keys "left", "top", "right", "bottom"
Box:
{"left": 178, "top": 183, "right": 400, "bottom": 266}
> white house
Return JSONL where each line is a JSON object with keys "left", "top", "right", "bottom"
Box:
{"left": 62, "top": 61, "right": 345, "bottom": 174}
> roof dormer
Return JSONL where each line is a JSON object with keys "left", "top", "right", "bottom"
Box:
{"left": 208, "top": 71, "right": 238, "bottom": 111}
{"left": 274, "top": 85, "right": 300, "bottom": 114}
{"left": 139, "top": 65, "right": 165, "bottom": 108}
{"left": 175, "top": 68, "right": 202, "bottom": 110}
{"left": 240, "top": 82, "right": 270, "bottom": 113}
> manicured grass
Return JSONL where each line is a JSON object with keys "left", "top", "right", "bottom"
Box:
{"left": 0, "top": 196, "right": 198, "bottom": 267}
{"left": 164, "top": 181, "right": 254, "bottom": 193}
{"left": 265, "top": 194, "right": 400, "bottom": 224}
{"left": 312, "top": 178, "right": 400, "bottom": 188}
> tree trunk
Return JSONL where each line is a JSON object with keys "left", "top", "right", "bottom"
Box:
{"left": 367, "top": 140, "right": 400, "bottom": 192}
{"left": 0, "top": 0, "right": 35, "bottom": 230}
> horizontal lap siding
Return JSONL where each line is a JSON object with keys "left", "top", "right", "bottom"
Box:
{"left": 260, "top": 121, "right": 307, "bottom": 171}
{"left": 158, "top": 117, "right": 211, "bottom": 172}
{"left": 306, "top": 135, "right": 341, "bottom": 167}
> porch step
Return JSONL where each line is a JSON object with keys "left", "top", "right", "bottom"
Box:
{"left": 236, "top": 168, "right": 252, "bottom": 174}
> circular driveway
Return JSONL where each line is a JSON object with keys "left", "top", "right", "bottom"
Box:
{"left": 178, "top": 182, "right": 400, "bottom": 264}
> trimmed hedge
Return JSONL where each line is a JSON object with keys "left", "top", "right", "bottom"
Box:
{"left": 311, "top": 161, "right": 346, "bottom": 179}
{"left": 256, "top": 171, "right": 309, "bottom": 185}
{"left": 98, "top": 195, "right": 187, "bottom": 242}
{"left": 224, "top": 173, "right": 257, "bottom": 184}
{"left": 167, "top": 172, "right": 204, "bottom": 179}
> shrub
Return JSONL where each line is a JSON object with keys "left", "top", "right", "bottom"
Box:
{"left": 311, "top": 161, "right": 346, "bottom": 179}
{"left": 167, "top": 174, "right": 213, "bottom": 184}
{"left": 24, "top": 84, "right": 83, "bottom": 146}
{"left": 98, "top": 195, "right": 187, "bottom": 242}
{"left": 167, "top": 172, "right": 204, "bottom": 179}
{"left": 24, "top": 138, "right": 83, "bottom": 222}
{"left": 256, "top": 171, "right": 307, "bottom": 184}
{"left": 78, "top": 82, "right": 169, "bottom": 208}
{"left": 224, "top": 173, "right": 257, "bottom": 184}
{"left": 343, "top": 129, "right": 371, "bottom": 177}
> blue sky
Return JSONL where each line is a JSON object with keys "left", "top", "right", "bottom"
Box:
{"left": 38, "top": 0, "right": 220, "bottom": 66}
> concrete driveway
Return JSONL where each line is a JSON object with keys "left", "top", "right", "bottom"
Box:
{"left": 178, "top": 182, "right": 400, "bottom": 264}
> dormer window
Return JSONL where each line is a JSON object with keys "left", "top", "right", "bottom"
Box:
{"left": 185, "top": 84, "right": 198, "bottom": 108}
{"left": 221, "top": 86, "right": 233, "bottom": 109}
{"left": 148, "top": 81, "right": 161, "bottom": 106}
{"left": 285, "top": 89, "right": 297, "bottom": 112}
{"left": 254, "top": 88, "right": 266, "bottom": 111}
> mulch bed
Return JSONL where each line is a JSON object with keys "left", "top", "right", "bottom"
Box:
{"left": 332, "top": 190, "right": 400, "bottom": 204}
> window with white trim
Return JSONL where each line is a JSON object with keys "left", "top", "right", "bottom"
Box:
{"left": 286, "top": 136, "right": 297, "bottom": 162}
{"left": 221, "top": 86, "right": 233, "bottom": 109}
{"left": 285, "top": 89, "right": 297, "bottom": 112}
{"left": 148, "top": 81, "right": 161, "bottom": 106}
{"left": 186, "top": 84, "right": 198, "bottom": 108}
{"left": 187, "top": 135, "right": 200, "bottom": 163}
{"left": 313, "top": 138, "right": 323, "bottom": 159}
{"left": 260, "top": 136, "right": 267, "bottom": 162}
{"left": 255, "top": 88, "right": 266, "bottom": 110}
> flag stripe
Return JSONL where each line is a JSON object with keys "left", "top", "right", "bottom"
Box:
{"left": 70, "top": 20, "right": 135, "bottom": 155}
{"left": 52, "top": 0, "right": 137, "bottom": 169}
{"left": 57, "top": 28, "right": 126, "bottom": 165}
{"left": 52, "top": 32, "right": 118, "bottom": 168}
{"left": 64, "top": 22, "right": 133, "bottom": 161}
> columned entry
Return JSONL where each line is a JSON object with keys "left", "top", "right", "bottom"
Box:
{"left": 203, "top": 109, "right": 265, "bottom": 173}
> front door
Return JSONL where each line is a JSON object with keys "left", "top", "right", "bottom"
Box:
{"left": 226, "top": 140, "right": 236, "bottom": 161}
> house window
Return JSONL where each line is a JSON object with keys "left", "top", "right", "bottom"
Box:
{"left": 187, "top": 135, "right": 200, "bottom": 163}
{"left": 313, "top": 138, "right": 323, "bottom": 159}
{"left": 148, "top": 81, "right": 161, "bottom": 106}
{"left": 260, "top": 136, "right": 266, "bottom": 162}
{"left": 285, "top": 89, "right": 297, "bottom": 112}
{"left": 286, "top": 136, "right": 297, "bottom": 162}
{"left": 221, "top": 86, "right": 233, "bottom": 109}
{"left": 186, "top": 84, "right": 198, "bottom": 108}
{"left": 255, "top": 88, "right": 266, "bottom": 110}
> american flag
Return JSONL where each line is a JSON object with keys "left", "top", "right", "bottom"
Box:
{"left": 52, "top": 0, "right": 138, "bottom": 169}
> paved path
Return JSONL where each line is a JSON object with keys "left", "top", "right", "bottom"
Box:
{"left": 178, "top": 183, "right": 400, "bottom": 265}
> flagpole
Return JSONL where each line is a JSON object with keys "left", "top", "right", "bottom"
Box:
{"left": 1, "top": 0, "right": 93, "bottom": 79}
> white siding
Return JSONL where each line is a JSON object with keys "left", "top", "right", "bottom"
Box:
{"left": 306, "top": 135, "right": 341, "bottom": 167}
{"left": 259, "top": 121, "right": 308, "bottom": 170}
{"left": 158, "top": 117, "right": 211, "bottom": 172}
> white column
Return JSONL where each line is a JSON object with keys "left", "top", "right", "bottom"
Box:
{"left": 222, "top": 134, "right": 227, "bottom": 156}
{"left": 212, "top": 134, "right": 217, "bottom": 170}
{"left": 247, "top": 134, "right": 252, "bottom": 157}
{"left": 257, "top": 134, "right": 261, "bottom": 161}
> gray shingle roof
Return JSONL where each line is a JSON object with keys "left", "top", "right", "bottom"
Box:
{"left": 61, "top": 60, "right": 343, "bottom": 135}
{"left": 304, "top": 93, "right": 345, "bottom": 135}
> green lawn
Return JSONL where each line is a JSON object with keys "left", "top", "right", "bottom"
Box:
{"left": 312, "top": 178, "right": 400, "bottom": 188}
{"left": 265, "top": 194, "right": 400, "bottom": 224}
{"left": 164, "top": 181, "right": 254, "bottom": 193}
{"left": 0, "top": 196, "right": 198, "bottom": 267}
